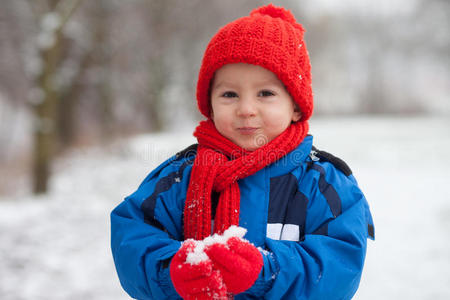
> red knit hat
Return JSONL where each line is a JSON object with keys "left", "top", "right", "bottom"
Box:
{"left": 196, "top": 4, "right": 313, "bottom": 121}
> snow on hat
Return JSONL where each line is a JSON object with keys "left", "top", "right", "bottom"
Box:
{"left": 196, "top": 4, "right": 313, "bottom": 121}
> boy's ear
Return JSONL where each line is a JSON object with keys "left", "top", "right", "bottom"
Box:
{"left": 292, "top": 105, "right": 301, "bottom": 122}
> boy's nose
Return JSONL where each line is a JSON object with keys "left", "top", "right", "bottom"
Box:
{"left": 236, "top": 97, "right": 257, "bottom": 117}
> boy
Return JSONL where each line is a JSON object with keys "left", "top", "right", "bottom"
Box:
{"left": 111, "top": 4, "right": 374, "bottom": 300}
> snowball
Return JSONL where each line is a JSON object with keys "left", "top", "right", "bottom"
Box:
{"left": 203, "top": 225, "right": 247, "bottom": 246}
{"left": 186, "top": 241, "right": 208, "bottom": 264}
{"left": 223, "top": 225, "right": 246, "bottom": 240}
{"left": 184, "top": 226, "right": 248, "bottom": 265}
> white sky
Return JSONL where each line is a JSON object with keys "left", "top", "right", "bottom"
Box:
{"left": 301, "top": 0, "right": 420, "bottom": 16}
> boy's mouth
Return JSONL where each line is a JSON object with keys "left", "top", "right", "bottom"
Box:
{"left": 237, "top": 127, "right": 259, "bottom": 135}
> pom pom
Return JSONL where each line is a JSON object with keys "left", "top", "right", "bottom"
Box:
{"left": 250, "top": 4, "right": 297, "bottom": 24}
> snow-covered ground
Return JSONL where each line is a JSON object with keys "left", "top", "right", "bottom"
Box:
{"left": 0, "top": 116, "right": 449, "bottom": 299}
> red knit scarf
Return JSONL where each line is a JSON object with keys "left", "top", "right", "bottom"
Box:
{"left": 184, "top": 119, "right": 309, "bottom": 240}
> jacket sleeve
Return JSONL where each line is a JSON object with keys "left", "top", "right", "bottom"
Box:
{"left": 110, "top": 156, "right": 193, "bottom": 300}
{"left": 261, "top": 161, "right": 374, "bottom": 300}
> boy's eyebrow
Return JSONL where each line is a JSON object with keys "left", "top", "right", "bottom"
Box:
{"left": 255, "top": 80, "right": 284, "bottom": 88}
{"left": 212, "top": 81, "right": 235, "bottom": 90}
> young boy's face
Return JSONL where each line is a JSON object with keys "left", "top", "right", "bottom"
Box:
{"left": 210, "top": 63, "right": 301, "bottom": 151}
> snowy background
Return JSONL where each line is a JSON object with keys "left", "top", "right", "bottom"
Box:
{"left": 1, "top": 116, "right": 449, "bottom": 299}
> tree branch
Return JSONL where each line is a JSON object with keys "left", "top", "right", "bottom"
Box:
{"left": 56, "top": 0, "right": 84, "bottom": 31}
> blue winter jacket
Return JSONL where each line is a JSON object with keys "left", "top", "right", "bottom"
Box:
{"left": 111, "top": 135, "right": 374, "bottom": 299}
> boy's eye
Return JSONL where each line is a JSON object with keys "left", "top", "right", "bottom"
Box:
{"left": 221, "top": 91, "right": 238, "bottom": 98}
{"left": 258, "top": 90, "right": 275, "bottom": 97}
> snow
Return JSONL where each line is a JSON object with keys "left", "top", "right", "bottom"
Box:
{"left": 185, "top": 226, "right": 247, "bottom": 265}
{"left": 1, "top": 116, "right": 449, "bottom": 299}
{"left": 204, "top": 226, "right": 247, "bottom": 246}
{"left": 257, "top": 247, "right": 270, "bottom": 256}
{"left": 40, "top": 13, "right": 62, "bottom": 33}
{"left": 36, "top": 12, "right": 61, "bottom": 50}
{"left": 185, "top": 240, "right": 209, "bottom": 265}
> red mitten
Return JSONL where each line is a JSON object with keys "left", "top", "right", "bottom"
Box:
{"left": 204, "top": 226, "right": 263, "bottom": 294}
{"left": 170, "top": 240, "right": 227, "bottom": 300}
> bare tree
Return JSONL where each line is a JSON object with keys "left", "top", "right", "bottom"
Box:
{"left": 28, "top": 0, "right": 84, "bottom": 194}
{"left": 56, "top": 0, "right": 115, "bottom": 146}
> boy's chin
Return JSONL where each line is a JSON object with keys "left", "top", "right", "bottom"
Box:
{"left": 237, "top": 141, "right": 265, "bottom": 152}
{"left": 235, "top": 136, "right": 269, "bottom": 152}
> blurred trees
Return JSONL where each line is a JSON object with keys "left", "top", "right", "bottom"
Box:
{"left": 299, "top": 0, "right": 449, "bottom": 115}
{"left": 0, "top": 0, "right": 448, "bottom": 195}
{"left": 27, "top": 0, "right": 84, "bottom": 193}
